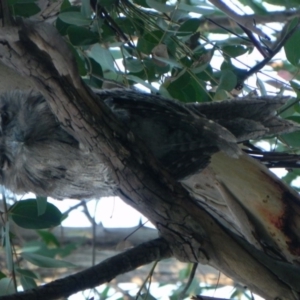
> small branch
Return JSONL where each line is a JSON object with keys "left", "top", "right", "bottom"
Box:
{"left": 238, "top": 24, "right": 269, "bottom": 58}
{"left": 208, "top": 0, "right": 268, "bottom": 38}
{"left": 201, "top": 10, "right": 300, "bottom": 32}
{"left": 235, "top": 20, "right": 299, "bottom": 88}
{"left": 245, "top": 149, "right": 300, "bottom": 169}
{"left": 0, "top": 238, "right": 172, "bottom": 300}
{"left": 192, "top": 296, "right": 230, "bottom": 300}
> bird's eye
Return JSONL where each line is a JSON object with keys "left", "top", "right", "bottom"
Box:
{"left": 0, "top": 156, "right": 9, "bottom": 171}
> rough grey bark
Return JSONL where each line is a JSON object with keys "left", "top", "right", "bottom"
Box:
{"left": 0, "top": 19, "right": 300, "bottom": 300}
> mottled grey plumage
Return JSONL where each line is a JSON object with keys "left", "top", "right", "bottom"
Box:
{"left": 0, "top": 90, "right": 296, "bottom": 199}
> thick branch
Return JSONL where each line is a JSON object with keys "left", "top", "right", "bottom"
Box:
{"left": 0, "top": 238, "right": 171, "bottom": 300}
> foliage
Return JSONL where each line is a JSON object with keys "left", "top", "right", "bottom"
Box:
{"left": 2, "top": 0, "right": 300, "bottom": 299}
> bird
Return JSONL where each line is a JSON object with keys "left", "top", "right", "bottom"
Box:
{"left": 2, "top": 88, "right": 300, "bottom": 262}
{"left": 0, "top": 89, "right": 296, "bottom": 201}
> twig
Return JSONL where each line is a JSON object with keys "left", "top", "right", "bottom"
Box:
{"left": 245, "top": 149, "right": 300, "bottom": 169}
{"left": 200, "top": 10, "right": 300, "bottom": 32}
{"left": 238, "top": 24, "right": 269, "bottom": 58}
{"left": 208, "top": 0, "right": 268, "bottom": 38}
{"left": 235, "top": 19, "right": 300, "bottom": 88}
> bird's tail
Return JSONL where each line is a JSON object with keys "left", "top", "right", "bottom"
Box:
{"left": 187, "top": 96, "right": 299, "bottom": 142}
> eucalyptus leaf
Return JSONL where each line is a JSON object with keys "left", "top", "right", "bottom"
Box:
{"left": 10, "top": 3, "right": 40, "bottom": 17}
{"left": 177, "top": 3, "right": 214, "bottom": 15}
{"left": 146, "top": 0, "right": 175, "bottom": 12}
{"left": 22, "top": 252, "right": 76, "bottom": 268}
{"left": 178, "top": 19, "right": 201, "bottom": 36}
{"left": 20, "top": 275, "right": 37, "bottom": 290}
{"left": 284, "top": 27, "right": 300, "bottom": 67}
{"left": 9, "top": 200, "right": 62, "bottom": 229}
{"left": 68, "top": 25, "right": 99, "bottom": 46}
{"left": 89, "top": 44, "right": 116, "bottom": 72}
{"left": 15, "top": 268, "right": 38, "bottom": 279}
{"left": 0, "top": 278, "right": 15, "bottom": 296}
{"left": 127, "top": 75, "right": 158, "bottom": 92}
{"left": 217, "top": 70, "right": 237, "bottom": 92}
{"left": 36, "top": 196, "right": 47, "bottom": 216}
{"left": 59, "top": 11, "right": 92, "bottom": 26}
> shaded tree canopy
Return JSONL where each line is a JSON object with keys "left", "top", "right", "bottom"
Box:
{"left": 1, "top": 0, "right": 300, "bottom": 300}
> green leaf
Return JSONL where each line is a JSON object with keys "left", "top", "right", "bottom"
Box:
{"left": 177, "top": 3, "right": 214, "bottom": 15}
{"left": 20, "top": 276, "right": 37, "bottom": 290}
{"left": 214, "top": 89, "right": 228, "bottom": 101}
{"left": 263, "top": 0, "right": 298, "bottom": 7}
{"left": 10, "top": 2, "right": 40, "bottom": 17}
{"left": 115, "top": 18, "right": 144, "bottom": 36}
{"left": 9, "top": 200, "right": 62, "bottom": 229}
{"left": 59, "top": 11, "right": 92, "bottom": 26}
{"left": 256, "top": 77, "right": 267, "bottom": 96}
{"left": 217, "top": 70, "right": 237, "bottom": 92}
{"left": 286, "top": 116, "right": 300, "bottom": 124}
{"left": 137, "top": 37, "right": 159, "bottom": 55}
{"left": 124, "top": 57, "right": 144, "bottom": 73}
{"left": 0, "top": 272, "right": 6, "bottom": 280}
{"left": 222, "top": 45, "right": 248, "bottom": 58}
{"left": 98, "top": 0, "right": 117, "bottom": 8}
{"left": 81, "top": 0, "right": 92, "bottom": 18}
{"left": 68, "top": 44, "right": 87, "bottom": 76}
{"left": 280, "top": 130, "right": 300, "bottom": 148}
{"left": 178, "top": 19, "right": 201, "bottom": 36}
{"left": 127, "top": 75, "right": 158, "bottom": 92}
{"left": 36, "top": 196, "right": 47, "bottom": 216}
{"left": 284, "top": 28, "right": 300, "bottom": 66}
{"left": 238, "top": 0, "right": 267, "bottom": 15}
{"left": 15, "top": 268, "right": 38, "bottom": 279}
{"left": 151, "top": 56, "right": 182, "bottom": 68}
{"left": 167, "top": 72, "right": 209, "bottom": 103}
{"left": 22, "top": 252, "right": 76, "bottom": 268}
{"left": 68, "top": 26, "right": 99, "bottom": 46}
{"left": 137, "top": 30, "right": 165, "bottom": 54}
{"left": 132, "top": 0, "right": 150, "bottom": 8}
{"left": 87, "top": 58, "right": 104, "bottom": 88}
{"left": 60, "top": 0, "right": 71, "bottom": 11}
{"left": 282, "top": 169, "right": 300, "bottom": 186}
{"left": 37, "top": 230, "right": 60, "bottom": 247}
{"left": 146, "top": 0, "right": 175, "bottom": 12}
{"left": 128, "top": 57, "right": 168, "bottom": 82}
{"left": 0, "top": 278, "right": 15, "bottom": 296}
{"left": 89, "top": 44, "right": 116, "bottom": 72}
{"left": 57, "top": 6, "right": 81, "bottom": 35}
{"left": 22, "top": 240, "right": 58, "bottom": 257}
{"left": 100, "top": 285, "right": 111, "bottom": 298}
{"left": 290, "top": 81, "right": 300, "bottom": 98}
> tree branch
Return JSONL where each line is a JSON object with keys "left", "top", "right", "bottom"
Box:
{"left": 208, "top": 0, "right": 268, "bottom": 38}
{"left": 201, "top": 9, "right": 300, "bottom": 31}
{"left": 0, "top": 238, "right": 171, "bottom": 300}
